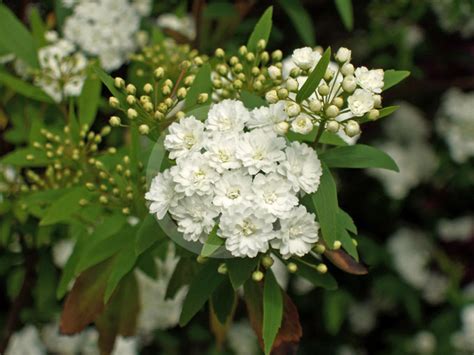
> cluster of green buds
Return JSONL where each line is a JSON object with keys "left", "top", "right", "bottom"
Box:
{"left": 24, "top": 124, "right": 115, "bottom": 193}
{"left": 83, "top": 154, "right": 146, "bottom": 216}
{"left": 108, "top": 56, "right": 208, "bottom": 136}
{"left": 265, "top": 46, "right": 386, "bottom": 143}
{"left": 211, "top": 39, "right": 284, "bottom": 99}
{"left": 130, "top": 39, "right": 208, "bottom": 82}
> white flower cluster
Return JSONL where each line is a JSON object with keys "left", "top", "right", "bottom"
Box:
{"left": 431, "top": 0, "right": 474, "bottom": 37}
{"left": 436, "top": 88, "right": 474, "bottom": 163}
{"left": 35, "top": 32, "right": 87, "bottom": 103}
{"left": 273, "top": 47, "right": 384, "bottom": 143}
{"left": 387, "top": 227, "right": 449, "bottom": 305}
{"left": 451, "top": 305, "right": 474, "bottom": 352}
{"left": 146, "top": 99, "right": 322, "bottom": 258}
{"left": 157, "top": 14, "right": 196, "bottom": 40}
{"left": 63, "top": 0, "right": 151, "bottom": 71}
{"left": 437, "top": 215, "right": 473, "bottom": 242}
{"left": 368, "top": 102, "right": 438, "bottom": 199}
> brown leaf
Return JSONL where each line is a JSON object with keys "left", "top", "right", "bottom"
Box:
{"left": 60, "top": 259, "right": 114, "bottom": 335}
{"left": 243, "top": 281, "right": 302, "bottom": 354}
{"left": 324, "top": 249, "right": 368, "bottom": 275}
{"left": 95, "top": 273, "right": 140, "bottom": 355}
{"left": 209, "top": 296, "right": 237, "bottom": 351}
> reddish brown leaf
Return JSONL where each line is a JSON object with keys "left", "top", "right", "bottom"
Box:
{"left": 95, "top": 273, "right": 140, "bottom": 355}
{"left": 243, "top": 281, "right": 302, "bottom": 354}
{"left": 60, "top": 259, "right": 114, "bottom": 335}
{"left": 324, "top": 249, "right": 368, "bottom": 275}
{"left": 209, "top": 296, "right": 237, "bottom": 351}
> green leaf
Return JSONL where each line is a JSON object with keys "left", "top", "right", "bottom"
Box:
{"left": 337, "top": 224, "right": 358, "bottom": 260}
{"left": 240, "top": 90, "right": 267, "bottom": 109}
{"left": 319, "top": 131, "right": 349, "bottom": 146}
{"left": 278, "top": 0, "right": 315, "bottom": 45}
{"left": 296, "top": 47, "right": 331, "bottom": 103}
{"left": 311, "top": 163, "right": 339, "bottom": 246}
{"left": 320, "top": 144, "right": 399, "bottom": 171}
{"left": 184, "top": 104, "right": 211, "bottom": 121}
{"left": 293, "top": 259, "right": 338, "bottom": 290}
{"left": 75, "top": 223, "right": 130, "bottom": 275}
{"left": 78, "top": 73, "right": 102, "bottom": 127}
{"left": 1, "top": 147, "right": 49, "bottom": 167}
{"left": 54, "top": 0, "right": 71, "bottom": 32}
{"left": 359, "top": 105, "right": 399, "bottom": 124}
{"left": 179, "top": 261, "right": 225, "bottom": 326}
{"left": 334, "top": 0, "right": 353, "bottom": 31}
{"left": 337, "top": 208, "right": 357, "bottom": 234}
{"left": 263, "top": 269, "right": 283, "bottom": 355}
{"left": 185, "top": 63, "right": 212, "bottom": 108}
{"left": 104, "top": 243, "right": 137, "bottom": 302}
{"left": 323, "top": 289, "right": 351, "bottom": 334}
{"left": 0, "top": 69, "right": 54, "bottom": 103}
{"left": 0, "top": 4, "right": 39, "bottom": 68}
{"left": 166, "top": 258, "right": 201, "bottom": 299}
{"left": 227, "top": 257, "right": 259, "bottom": 290}
{"left": 135, "top": 214, "right": 164, "bottom": 256}
{"left": 29, "top": 6, "right": 47, "bottom": 49}
{"left": 39, "top": 187, "right": 87, "bottom": 226}
{"left": 383, "top": 70, "right": 410, "bottom": 91}
{"left": 93, "top": 65, "right": 126, "bottom": 105}
{"left": 57, "top": 232, "right": 86, "bottom": 299}
{"left": 200, "top": 225, "right": 223, "bottom": 257}
{"left": 211, "top": 279, "right": 236, "bottom": 324}
{"left": 247, "top": 7, "right": 273, "bottom": 53}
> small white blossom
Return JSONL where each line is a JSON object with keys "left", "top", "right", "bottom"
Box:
{"left": 278, "top": 141, "right": 322, "bottom": 193}
{"left": 347, "top": 89, "right": 375, "bottom": 116}
{"left": 213, "top": 170, "right": 253, "bottom": 210}
{"left": 252, "top": 173, "right": 298, "bottom": 218}
{"left": 236, "top": 129, "right": 286, "bottom": 175}
{"left": 146, "top": 170, "right": 180, "bottom": 219}
{"left": 354, "top": 66, "right": 384, "bottom": 94}
{"left": 169, "top": 194, "right": 219, "bottom": 242}
{"left": 291, "top": 47, "right": 321, "bottom": 70}
{"left": 272, "top": 206, "right": 319, "bottom": 259}
{"left": 219, "top": 207, "right": 276, "bottom": 258}
{"left": 247, "top": 101, "right": 289, "bottom": 133}
{"left": 204, "top": 133, "right": 241, "bottom": 172}
{"left": 291, "top": 114, "right": 314, "bottom": 134}
{"left": 206, "top": 99, "right": 250, "bottom": 134}
{"left": 164, "top": 116, "right": 205, "bottom": 160}
{"left": 171, "top": 153, "right": 219, "bottom": 196}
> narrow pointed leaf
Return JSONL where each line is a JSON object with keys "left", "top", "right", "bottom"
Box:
{"left": 263, "top": 269, "right": 283, "bottom": 355}
{"left": 383, "top": 70, "right": 410, "bottom": 91}
{"left": 200, "top": 225, "right": 223, "bottom": 257}
{"left": 227, "top": 257, "right": 259, "bottom": 290}
{"left": 185, "top": 63, "right": 212, "bottom": 108}
{"left": 247, "top": 7, "right": 273, "bottom": 53}
{"left": 296, "top": 47, "right": 331, "bottom": 103}
{"left": 278, "top": 0, "right": 315, "bottom": 45}
{"left": 334, "top": 0, "right": 354, "bottom": 30}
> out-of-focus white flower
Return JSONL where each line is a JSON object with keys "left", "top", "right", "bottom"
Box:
{"left": 422, "top": 272, "right": 449, "bottom": 305}
{"left": 412, "top": 331, "right": 436, "bottom": 354}
{"left": 131, "top": 0, "right": 152, "bottom": 16}
{"left": 383, "top": 102, "right": 430, "bottom": 142}
{"left": 63, "top": 0, "right": 145, "bottom": 71}
{"left": 227, "top": 321, "right": 259, "bottom": 355}
{"left": 272, "top": 206, "right": 319, "bottom": 259}
{"left": 451, "top": 304, "right": 474, "bottom": 352}
{"left": 291, "top": 47, "right": 321, "bottom": 70}
{"left": 52, "top": 239, "right": 75, "bottom": 268}
{"left": 157, "top": 13, "right": 196, "bottom": 40}
{"left": 35, "top": 37, "right": 87, "bottom": 103}
{"left": 278, "top": 141, "right": 322, "bottom": 193}
{"left": 136, "top": 245, "right": 186, "bottom": 335}
{"left": 436, "top": 88, "right": 474, "bottom": 163}
{"left": 6, "top": 325, "right": 46, "bottom": 355}
{"left": 41, "top": 322, "right": 83, "bottom": 355}
{"left": 348, "top": 301, "right": 377, "bottom": 335}
{"left": 347, "top": 89, "right": 375, "bottom": 117}
{"left": 164, "top": 116, "right": 205, "bottom": 160}
{"left": 437, "top": 215, "right": 473, "bottom": 242}
{"left": 354, "top": 67, "right": 384, "bottom": 94}
{"left": 431, "top": 0, "right": 474, "bottom": 38}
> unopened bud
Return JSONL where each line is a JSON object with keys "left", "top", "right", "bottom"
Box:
{"left": 197, "top": 93, "right": 209, "bottom": 103}
{"left": 342, "top": 75, "right": 356, "bottom": 93}
{"left": 287, "top": 262, "right": 298, "bottom": 273}
{"left": 345, "top": 120, "right": 360, "bottom": 137}
{"left": 139, "top": 124, "right": 150, "bottom": 135}
{"left": 252, "top": 270, "right": 264, "bottom": 282}
{"left": 262, "top": 255, "right": 274, "bottom": 268}
{"left": 309, "top": 99, "right": 322, "bottom": 112}
{"left": 109, "top": 96, "right": 120, "bottom": 108}
{"left": 265, "top": 90, "right": 278, "bottom": 104}
{"left": 127, "top": 108, "right": 138, "bottom": 119}
{"left": 286, "top": 78, "right": 298, "bottom": 92}
{"left": 109, "top": 116, "right": 121, "bottom": 127}
{"left": 274, "top": 121, "right": 289, "bottom": 135}
{"left": 368, "top": 109, "right": 380, "bottom": 121}
{"left": 325, "top": 105, "right": 339, "bottom": 118}
{"left": 316, "top": 263, "right": 328, "bottom": 273}
{"left": 326, "top": 120, "right": 340, "bottom": 133}
{"left": 114, "top": 77, "right": 125, "bottom": 88}
{"left": 318, "top": 84, "right": 330, "bottom": 96}
{"left": 341, "top": 63, "right": 355, "bottom": 76}
{"left": 143, "top": 83, "right": 153, "bottom": 93}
